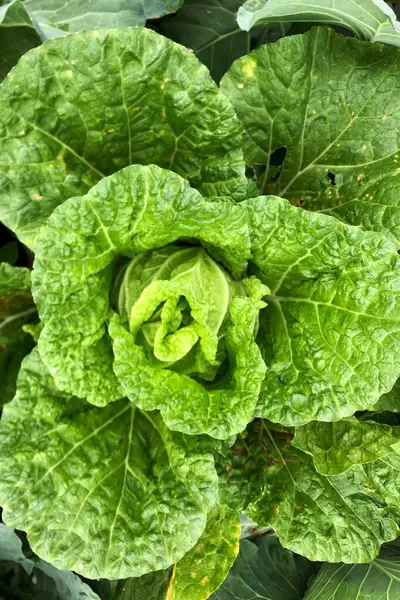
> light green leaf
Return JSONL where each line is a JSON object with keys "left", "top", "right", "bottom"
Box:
{"left": 0, "top": 263, "right": 36, "bottom": 408}
{"left": 0, "top": 0, "right": 40, "bottom": 81}
{"left": 236, "top": 0, "right": 400, "bottom": 46}
{"left": 161, "top": 0, "right": 289, "bottom": 82}
{"left": 0, "top": 348, "right": 218, "bottom": 580}
{"left": 33, "top": 165, "right": 265, "bottom": 439}
{"left": 210, "top": 535, "right": 315, "bottom": 600}
{"left": 0, "top": 525, "right": 101, "bottom": 599}
{"left": 245, "top": 195, "right": 400, "bottom": 426}
{"left": 294, "top": 419, "right": 400, "bottom": 475}
{"left": 304, "top": 542, "right": 400, "bottom": 600}
{"left": 221, "top": 27, "right": 400, "bottom": 243}
{"left": 166, "top": 505, "right": 240, "bottom": 600}
{"left": 24, "top": 0, "right": 183, "bottom": 40}
{"left": 109, "top": 265, "right": 267, "bottom": 439}
{"left": 0, "top": 27, "right": 246, "bottom": 247}
{"left": 245, "top": 422, "right": 400, "bottom": 563}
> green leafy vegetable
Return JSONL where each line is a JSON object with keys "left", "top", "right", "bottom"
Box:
{"left": 236, "top": 0, "right": 400, "bottom": 47}
{"left": 166, "top": 505, "right": 240, "bottom": 600}
{"left": 221, "top": 27, "right": 400, "bottom": 243}
{"left": 33, "top": 164, "right": 267, "bottom": 438}
{"left": 0, "top": 348, "right": 218, "bottom": 580}
{"left": 246, "top": 195, "right": 400, "bottom": 426}
{"left": 0, "top": 263, "right": 36, "bottom": 407}
{"left": 0, "top": 0, "right": 40, "bottom": 80}
{"left": 23, "top": 0, "right": 183, "bottom": 40}
{"left": 210, "top": 534, "right": 315, "bottom": 600}
{"left": 0, "top": 524, "right": 100, "bottom": 599}
{"left": 226, "top": 421, "right": 400, "bottom": 563}
{"left": 161, "top": 0, "right": 289, "bottom": 82}
{"left": 303, "top": 542, "right": 400, "bottom": 600}
{"left": 294, "top": 418, "right": 400, "bottom": 475}
{"left": 0, "top": 26, "right": 245, "bottom": 246}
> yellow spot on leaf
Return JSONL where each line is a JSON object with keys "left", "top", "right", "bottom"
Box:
{"left": 65, "top": 70, "right": 73, "bottom": 78}
{"left": 356, "top": 173, "right": 364, "bottom": 181}
{"left": 242, "top": 58, "right": 256, "bottom": 78}
{"left": 238, "top": 83, "right": 244, "bottom": 89}
{"left": 195, "top": 542, "right": 204, "bottom": 552}
{"left": 32, "top": 194, "right": 42, "bottom": 201}
{"left": 191, "top": 572, "right": 197, "bottom": 579}
{"left": 201, "top": 576, "right": 210, "bottom": 586}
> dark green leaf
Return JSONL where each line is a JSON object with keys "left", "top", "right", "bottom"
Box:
{"left": 0, "top": 263, "right": 36, "bottom": 407}
{"left": 210, "top": 535, "right": 315, "bottom": 600}
{"left": 161, "top": 0, "right": 289, "bottom": 82}
{"left": 0, "top": 0, "right": 40, "bottom": 81}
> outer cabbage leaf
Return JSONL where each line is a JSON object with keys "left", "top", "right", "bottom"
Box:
{"left": 114, "top": 506, "right": 239, "bottom": 600}
{"left": 210, "top": 535, "right": 315, "bottom": 600}
{"left": 221, "top": 27, "right": 400, "bottom": 243}
{"left": 0, "top": 27, "right": 246, "bottom": 247}
{"left": 165, "top": 505, "right": 240, "bottom": 600}
{"left": 24, "top": 0, "right": 183, "bottom": 40}
{"left": 294, "top": 419, "right": 400, "bottom": 475}
{"left": 32, "top": 165, "right": 266, "bottom": 438}
{"left": 304, "top": 542, "right": 400, "bottom": 600}
{"left": 161, "top": 0, "right": 289, "bottom": 83}
{"left": 0, "top": 263, "right": 36, "bottom": 407}
{"left": 0, "top": 0, "right": 40, "bottom": 80}
{"left": 0, "top": 525, "right": 100, "bottom": 600}
{"left": 246, "top": 195, "right": 400, "bottom": 426}
{"left": 226, "top": 421, "right": 400, "bottom": 563}
{"left": 236, "top": 0, "right": 400, "bottom": 46}
{"left": 0, "top": 348, "right": 218, "bottom": 580}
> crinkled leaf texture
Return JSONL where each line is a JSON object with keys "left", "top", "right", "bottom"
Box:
{"left": 23, "top": 0, "right": 183, "bottom": 40}
{"left": 304, "top": 542, "right": 400, "bottom": 600}
{"left": 0, "top": 525, "right": 100, "bottom": 600}
{"left": 221, "top": 27, "right": 400, "bottom": 244}
{"left": 33, "top": 164, "right": 266, "bottom": 439}
{"left": 0, "top": 348, "right": 218, "bottom": 580}
{"left": 294, "top": 419, "right": 400, "bottom": 475}
{"left": 0, "top": 262, "right": 36, "bottom": 407}
{"left": 227, "top": 422, "right": 400, "bottom": 563}
{"left": 236, "top": 0, "right": 400, "bottom": 46}
{"left": 246, "top": 195, "right": 400, "bottom": 426}
{"left": 210, "top": 535, "right": 315, "bottom": 600}
{"left": 0, "top": 27, "right": 245, "bottom": 247}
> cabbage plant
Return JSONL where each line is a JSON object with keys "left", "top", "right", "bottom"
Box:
{"left": 1, "top": 9, "right": 400, "bottom": 599}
